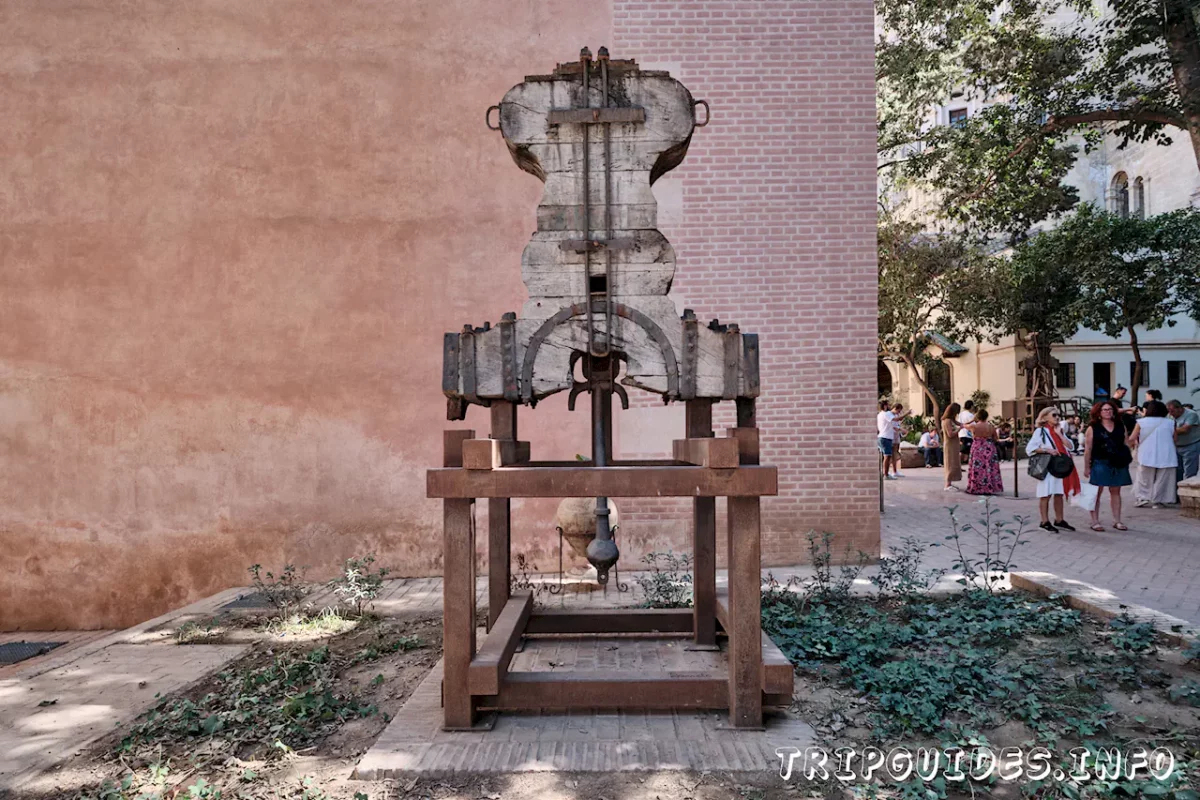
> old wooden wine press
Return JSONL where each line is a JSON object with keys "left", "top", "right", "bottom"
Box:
{"left": 430, "top": 49, "right": 787, "bottom": 730}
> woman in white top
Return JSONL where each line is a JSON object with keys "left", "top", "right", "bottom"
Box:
{"left": 1026, "top": 406, "right": 1080, "bottom": 532}
{"left": 1128, "top": 400, "right": 1178, "bottom": 507}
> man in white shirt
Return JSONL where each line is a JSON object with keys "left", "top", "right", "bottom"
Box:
{"left": 877, "top": 401, "right": 897, "bottom": 480}
{"left": 957, "top": 400, "right": 976, "bottom": 459}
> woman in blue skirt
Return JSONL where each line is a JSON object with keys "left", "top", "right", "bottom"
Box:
{"left": 1084, "top": 400, "right": 1133, "bottom": 531}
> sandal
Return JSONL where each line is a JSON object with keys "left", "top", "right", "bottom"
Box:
{"left": 1113, "top": 523, "right": 1128, "bottom": 531}
{"left": 1089, "top": 523, "right": 1105, "bottom": 532}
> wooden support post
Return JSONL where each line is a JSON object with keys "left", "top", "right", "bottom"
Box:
{"left": 487, "top": 403, "right": 516, "bottom": 630}
{"left": 687, "top": 399, "right": 718, "bottom": 649}
{"left": 442, "top": 430, "right": 477, "bottom": 730}
{"left": 726, "top": 495, "right": 763, "bottom": 728}
{"left": 673, "top": 437, "right": 739, "bottom": 468}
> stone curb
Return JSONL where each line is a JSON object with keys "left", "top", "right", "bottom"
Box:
{"left": 1011, "top": 571, "right": 1198, "bottom": 647}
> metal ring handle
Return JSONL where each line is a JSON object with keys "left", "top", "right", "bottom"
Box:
{"left": 693, "top": 99, "right": 711, "bottom": 127}
{"left": 486, "top": 104, "right": 502, "bottom": 131}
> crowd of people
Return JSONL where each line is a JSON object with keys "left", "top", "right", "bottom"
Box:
{"left": 877, "top": 384, "right": 1200, "bottom": 534}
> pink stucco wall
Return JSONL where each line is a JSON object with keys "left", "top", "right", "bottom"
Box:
{"left": 0, "top": 1, "right": 879, "bottom": 631}
{"left": 0, "top": 0, "right": 610, "bottom": 630}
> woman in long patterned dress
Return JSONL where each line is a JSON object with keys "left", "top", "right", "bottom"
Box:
{"left": 941, "top": 403, "right": 963, "bottom": 491}
{"left": 965, "top": 409, "right": 1004, "bottom": 495}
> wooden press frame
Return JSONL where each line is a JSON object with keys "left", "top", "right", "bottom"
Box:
{"left": 428, "top": 398, "right": 787, "bottom": 731}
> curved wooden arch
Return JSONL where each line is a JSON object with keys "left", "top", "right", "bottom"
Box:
{"left": 520, "top": 302, "right": 680, "bottom": 403}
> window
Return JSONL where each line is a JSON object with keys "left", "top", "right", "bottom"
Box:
{"left": 1130, "top": 360, "right": 1150, "bottom": 387}
{"left": 1112, "top": 172, "right": 1130, "bottom": 218}
{"left": 949, "top": 108, "right": 968, "bottom": 128}
{"left": 1168, "top": 360, "right": 1187, "bottom": 387}
{"left": 1055, "top": 362, "right": 1076, "bottom": 389}
{"left": 1133, "top": 177, "right": 1146, "bottom": 219}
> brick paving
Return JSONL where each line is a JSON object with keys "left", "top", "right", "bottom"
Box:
{"left": 882, "top": 456, "right": 1200, "bottom": 627}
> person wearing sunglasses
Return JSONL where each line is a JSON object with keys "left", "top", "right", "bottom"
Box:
{"left": 1026, "top": 407, "right": 1080, "bottom": 532}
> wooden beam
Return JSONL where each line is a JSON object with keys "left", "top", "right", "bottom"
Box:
{"left": 486, "top": 403, "right": 517, "bottom": 630}
{"left": 468, "top": 591, "right": 533, "bottom": 696}
{"left": 525, "top": 607, "right": 693, "bottom": 635}
{"left": 688, "top": 400, "right": 718, "bottom": 650}
{"left": 428, "top": 465, "right": 778, "bottom": 499}
{"left": 715, "top": 590, "right": 792, "bottom": 695}
{"left": 672, "top": 437, "right": 740, "bottom": 468}
{"left": 547, "top": 106, "right": 646, "bottom": 124}
{"left": 478, "top": 671, "right": 728, "bottom": 711}
{"left": 726, "top": 496, "right": 763, "bottom": 728}
{"left": 726, "top": 427, "right": 760, "bottom": 465}
{"left": 462, "top": 438, "right": 531, "bottom": 470}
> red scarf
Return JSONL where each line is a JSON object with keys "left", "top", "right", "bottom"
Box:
{"left": 1046, "top": 426, "right": 1082, "bottom": 497}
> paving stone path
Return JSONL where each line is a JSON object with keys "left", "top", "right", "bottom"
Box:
{"left": 881, "top": 455, "right": 1200, "bottom": 626}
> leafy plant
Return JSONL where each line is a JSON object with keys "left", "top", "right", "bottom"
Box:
{"left": 634, "top": 551, "right": 694, "bottom": 609}
{"left": 248, "top": 563, "right": 311, "bottom": 618}
{"left": 328, "top": 554, "right": 390, "bottom": 617}
{"left": 510, "top": 553, "right": 548, "bottom": 596}
{"left": 118, "top": 643, "right": 383, "bottom": 759}
{"left": 804, "top": 531, "right": 868, "bottom": 604}
{"left": 870, "top": 536, "right": 946, "bottom": 600}
{"left": 945, "top": 499, "right": 1030, "bottom": 593}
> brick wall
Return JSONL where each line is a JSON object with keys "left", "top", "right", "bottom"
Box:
{"left": 612, "top": 0, "right": 881, "bottom": 563}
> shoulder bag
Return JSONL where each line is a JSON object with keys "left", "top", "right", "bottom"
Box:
{"left": 1027, "top": 429, "right": 1053, "bottom": 480}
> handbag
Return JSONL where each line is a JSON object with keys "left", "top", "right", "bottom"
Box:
{"left": 1028, "top": 453, "right": 1052, "bottom": 480}
{"left": 1049, "top": 454, "right": 1075, "bottom": 478}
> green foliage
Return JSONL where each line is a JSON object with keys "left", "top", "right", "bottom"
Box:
{"left": 763, "top": 587, "right": 1085, "bottom": 740}
{"left": 870, "top": 536, "right": 947, "bottom": 600}
{"left": 118, "top": 644, "right": 383, "bottom": 758}
{"left": 970, "top": 389, "right": 992, "bottom": 414}
{"left": 945, "top": 498, "right": 1031, "bottom": 593}
{"left": 248, "top": 563, "right": 310, "bottom": 618}
{"left": 1168, "top": 680, "right": 1200, "bottom": 707}
{"left": 635, "top": 551, "right": 694, "bottom": 609}
{"left": 878, "top": 217, "right": 991, "bottom": 420}
{"left": 878, "top": 0, "right": 1200, "bottom": 237}
{"left": 328, "top": 554, "right": 391, "bottom": 617}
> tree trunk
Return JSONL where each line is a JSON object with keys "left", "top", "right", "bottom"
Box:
{"left": 1128, "top": 325, "right": 1144, "bottom": 396}
{"left": 901, "top": 352, "right": 943, "bottom": 424}
{"left": 1163, "top": 0, "right": 1200, "bottom": 169}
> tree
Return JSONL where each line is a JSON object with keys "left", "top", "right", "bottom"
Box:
{"left": 878, "top": 217, "right": 990, "bottom": 421}
{"left": 878, "top": 0, "right": 1200, "bottom": 238}
{"left": 975, "top": 237, "right": 1086, "bottom": 401}
{"left": 1010, "top": 205, "right": 1200, "bottom": 391}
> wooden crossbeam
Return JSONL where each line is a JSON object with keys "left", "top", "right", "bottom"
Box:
{"left": 427, "top": 465, "right": 778, "bottom": 499}
{"left": 525, "top": 607, "right": 693, "bottom": 635}
{"left": 715, "top": 589, "right": 794, "bottom": 695}
{"left": 672, "top": 437, "right": 739, "bottom": 468}
{"left": 461, "top": 438, "right": 531, "bottom": 470}
{"left": 468, "top": 591, "right": 533, "bottom": 695}
{"left": 477, "top": 671, "right": 728, "bottom": 711}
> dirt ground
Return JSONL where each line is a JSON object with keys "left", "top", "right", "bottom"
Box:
{"left": 14, "top": 596, "right": 1200, "bottom": 800}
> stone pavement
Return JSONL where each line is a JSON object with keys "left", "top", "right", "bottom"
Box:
{"left": 881, "top": 455, "right": 1200, "bottom": 626}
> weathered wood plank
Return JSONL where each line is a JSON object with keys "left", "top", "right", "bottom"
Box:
{"left": 478, "top": 672, "right": 729, "bottom": 711}
{"left": 427, "top": 465, "right": 778, "bottom": 499}
{"left": 461, "top": 438, "right": 531, "bottom": 470}
{"left": 525, "top": 607, "right": 693, "bottom": 635}
{"left": 673, "top": 437, "right": 740, "bottom": 468}
{"left": 468, "top": 591, "right": 533, "bottom": 695}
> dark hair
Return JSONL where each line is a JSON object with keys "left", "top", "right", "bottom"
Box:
{"left": 963, "top": 400, "right": 975, "bottom": 411}
{"left": 880, "top": 401, "right": 891, "bottom": 411}
{"left": 1144, "top": 400, "right": 1168, "bottom": 418}
{"left": 1146, "top": 389, "right": 1163, "bottom": 401}
{"left": 1168, "top": 399, "right": 1184, "bottom": 409}
{"left": 893, "top": 403, "right": 903, "bottom": 411}
{"left": 975, "top": 409, "right": 989, "bottom": 422}
{"left": 1089, "top": 400, "right": 1119, "bottom": 426}
{"left": 943, "top": 402, "right": 961, "bottom": 420}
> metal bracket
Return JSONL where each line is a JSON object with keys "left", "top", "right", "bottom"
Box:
{"left": 486, "top": 104, "right": 502, "bottom": 131}
{"left": 693, "top": 99, "right": 711, "bottom": 127}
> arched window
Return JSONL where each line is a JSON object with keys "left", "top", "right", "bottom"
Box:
{"left": 1133, "top": 177, "right": 1145, "bottom": 219}
{"left": 1112, "top": 172, "right": 1130, "bottom": 218}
